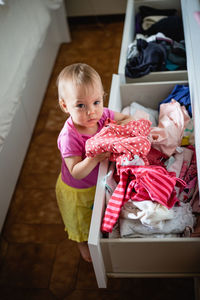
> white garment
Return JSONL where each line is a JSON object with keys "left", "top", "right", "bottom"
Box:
{"left": 120, "top": 155, "right": 145, "bottom": 166}
{"left": 142, "top": 16, "right": 168, "bottom": 30}
{"left": 121, "top": 200, "right": 174, "bottom": 230}
{"left": 121, "top": 102, "right": 158, "bottom": 127}
{"left": 120, "top": 202, "right": 196, "bottom": 238}
{"left": 103, "top": 162, "right": 117, "bottom": 205}
{"left": 130, "top": 102, "right": 158, "bottom": 126}
{"left": 126, "top": 32, "right": 172, "bottom": 61}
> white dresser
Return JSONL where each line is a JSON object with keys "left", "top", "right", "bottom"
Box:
{"left": 88, "top": 0, "right": 200, "bottom": 298}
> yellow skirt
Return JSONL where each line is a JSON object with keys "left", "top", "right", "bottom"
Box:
{"left": 55, "top": 174, "right": 96, "bottom": 243}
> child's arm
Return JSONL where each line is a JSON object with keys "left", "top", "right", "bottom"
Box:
{"left": 64, "top": 152, "right": 110, "bottom": 180}
{"left": 114, "top": 111, "right": 134, "bottom": 125}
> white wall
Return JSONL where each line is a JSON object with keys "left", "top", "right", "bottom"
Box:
{"left": 65, "top": 0, "right": 127, "bottom": 16}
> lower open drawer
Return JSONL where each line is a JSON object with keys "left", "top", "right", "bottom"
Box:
{"left": 88, "top": 75, "right": 200, "bottom": 289}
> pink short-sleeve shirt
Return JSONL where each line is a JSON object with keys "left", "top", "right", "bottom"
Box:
{"left": 57, "top": 107, "right": 114, "bottom": 188}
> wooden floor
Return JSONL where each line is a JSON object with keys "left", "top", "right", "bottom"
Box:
{"left": 0, "top": 16, "right": 195, "bottom": 300}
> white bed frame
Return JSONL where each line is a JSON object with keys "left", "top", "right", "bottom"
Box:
{"left": 0, "top": 1, "right": 71, "bottom": 231}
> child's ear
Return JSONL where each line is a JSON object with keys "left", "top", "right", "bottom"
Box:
{"left": 59, "top": 98, "right": 68, "bottom": 113}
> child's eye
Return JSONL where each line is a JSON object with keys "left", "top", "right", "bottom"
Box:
{"left": 94, "top": 100, "right": 100, "bottom": 105}
{"left": 77, "top": 104, "right": 85, "bottom": 109}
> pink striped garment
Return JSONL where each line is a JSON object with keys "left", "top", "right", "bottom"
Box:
{"left": 101, "top": 165, "right": 186, "bottom": 233}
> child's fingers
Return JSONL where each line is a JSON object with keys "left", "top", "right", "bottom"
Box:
{"left": 104, "top": 152, "right": 111, "bottom": 158}
{"left": 95, "top": 151, "right": 110, "bottom": 161}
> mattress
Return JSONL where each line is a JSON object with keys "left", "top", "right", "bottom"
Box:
{"left": 0, "top": 0, "right": 53, "bottom": 151}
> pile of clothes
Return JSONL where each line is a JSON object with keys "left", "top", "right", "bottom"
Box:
{"left": 85, "top": 84, "right": 199, "bottom": 238}
{"left": 125, "top": 5, "right": 187, "bottom": 78}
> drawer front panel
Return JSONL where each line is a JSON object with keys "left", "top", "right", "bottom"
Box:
{"left": 101, "top": 239, "right": 200, "bottom": 274}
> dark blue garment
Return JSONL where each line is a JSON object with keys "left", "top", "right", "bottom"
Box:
{"left": 125, "top": 39, "right": 166, "bottom": 78}
{"left": 159, "top": 84, "right": 192, "bottom": 117}
{"left": 156, "top": 40, "right": 186, "bottom": 70}
{"left": 135, "top": 13, "right": 143, "bottom": 33}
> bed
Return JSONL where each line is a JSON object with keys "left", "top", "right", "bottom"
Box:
{"left": 0, "top": 0, "right": 71, "bottom": 231}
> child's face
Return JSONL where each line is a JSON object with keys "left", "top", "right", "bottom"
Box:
{"left": 62, "top": 81, "right": 104, "bottom": 130}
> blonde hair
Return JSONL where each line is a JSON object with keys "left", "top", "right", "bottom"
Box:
{"left": 57, "top": 63, "right": 104, "bottom": 101}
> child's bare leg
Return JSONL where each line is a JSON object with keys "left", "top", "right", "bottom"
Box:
{"left": 77, "top": 242, "right": 92, "bottom": 262}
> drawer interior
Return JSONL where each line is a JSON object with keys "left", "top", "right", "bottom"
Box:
{"left": 89, "top": 76, "right": 200, "bottom": 279}
{"left": 118, "top": 0, "right": 188, "bottom": 82}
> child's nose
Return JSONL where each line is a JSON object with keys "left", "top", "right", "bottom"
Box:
{"left": 87, "top": 106, "right": 95, "bottom": 115}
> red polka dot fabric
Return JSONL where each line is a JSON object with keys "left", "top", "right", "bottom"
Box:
{"left": 85, "top": 118, "right": 152, "bottom": 164}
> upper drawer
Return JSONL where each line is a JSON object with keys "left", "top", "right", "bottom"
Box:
{"left": 118, "top": 0, "right": 188, "bottom": 83}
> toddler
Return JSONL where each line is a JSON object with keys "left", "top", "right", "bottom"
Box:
{"left": 56, "top": 63, "right": 132, "bottom": 262}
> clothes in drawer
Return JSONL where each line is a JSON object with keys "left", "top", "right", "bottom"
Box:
{"left": 88, "top": 74, "right": 200, "bottom": 289}
{"left": 118, "top": 0, "right": 188, "bottom": 83}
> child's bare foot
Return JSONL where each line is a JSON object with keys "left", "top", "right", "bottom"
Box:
{"left": 78, "top": 242, "right": 92, "bottom": 262}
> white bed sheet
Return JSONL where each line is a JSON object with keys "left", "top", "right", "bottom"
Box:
{"left": 0, "top": 0, "right": 52, "bottom": 151}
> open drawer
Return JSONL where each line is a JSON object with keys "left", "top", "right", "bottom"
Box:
{"left": 88, "top": 74, "right": 200, "bottom": 290}
{"left": 118, "top": 0, "right": 188, "bottom": 83}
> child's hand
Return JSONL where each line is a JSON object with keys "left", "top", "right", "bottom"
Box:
{"left": 92, "top": 151, "right": 110, "bottom": 163}
{"left": 116, "top": 117, "right": 134, "bottom": 125}
{"left": 114, "top": 111, "right": 134, "bottom": 125}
